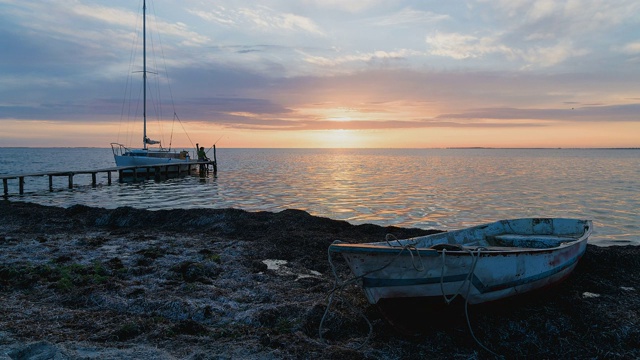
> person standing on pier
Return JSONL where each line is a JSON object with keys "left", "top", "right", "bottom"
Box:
{"left": 197, "top": 147, "right": 209, "bottom": 161}
{"left": 197, "top": 146, "right": 209, "bottom": 174}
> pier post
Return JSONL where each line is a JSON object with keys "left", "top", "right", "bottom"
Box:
{"left": 49, "top": 176, "right": 53, "bottom": 192}
{"left": 92, "top": 173, "right": 97, "bottom": 187}
{"left": 68, "top": 174, "right": 73, "bottom": 189}
{"left": 19, "top": 177, "right": 24, "bottom": 194}
{"left": 213, "top": 145, "right": 218, "bottom": 175}
{"left": 3, "top": 179, "right": 7, "bottom": 197}
{"left": 107, "top": 172, "right": 112, "bottom": 185}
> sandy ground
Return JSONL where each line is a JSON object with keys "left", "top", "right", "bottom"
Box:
{"left": 0, "top": 201, "right": 638, "bottom": 359}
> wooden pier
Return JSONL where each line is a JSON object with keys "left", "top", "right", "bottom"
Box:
{"left": 1, "top": 160, "right": 216, "bottom": 197}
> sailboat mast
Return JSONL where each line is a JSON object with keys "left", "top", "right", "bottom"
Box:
{"left": 143, "top": 0, "right": 147, "bottom": 150}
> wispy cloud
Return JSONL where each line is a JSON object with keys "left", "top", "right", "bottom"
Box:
{"left": 437, "top": 104, "right": 640, "bottom": 123}
{"left": 299, "top": 49, "right": 418, "bottom": 67}
{"left": 618, "top": 42, "right": 640, "bottom": 54}
{"left": 301, "top": 0, "right": 384, "bottom": 13}
{"left": 426, "top": 32, "right": 510, "bottom": 60}
{"left": 189, "top": 5, "right": 324, "bottom": 35}
{"left": 371, "top": 7, "right": 450, "bottom": 26}
{"left": 425, "top": 32, "right": 588, "bottom": 67}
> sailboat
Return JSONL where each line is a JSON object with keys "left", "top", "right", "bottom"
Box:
{"left": 110, "top": 0, "right": 192, "bottom": 168}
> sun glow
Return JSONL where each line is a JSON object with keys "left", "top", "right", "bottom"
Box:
{"left": 327, "top": 116, "right": 353, "bottom": 122}
{"left": 318, "top": 129, "right": 363, "bottom": 148}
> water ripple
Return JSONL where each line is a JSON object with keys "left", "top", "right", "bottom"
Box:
{"left": 2, "top": 148, "right": 638, "bottom": 246}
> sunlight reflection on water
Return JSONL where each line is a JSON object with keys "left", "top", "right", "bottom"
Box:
{"left": 2, "top": 148, "right": 638, "bottom": 246}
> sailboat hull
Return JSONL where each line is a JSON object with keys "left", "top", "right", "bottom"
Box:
{"left": 114, "top": 154, "right": 190, "bottom": 167}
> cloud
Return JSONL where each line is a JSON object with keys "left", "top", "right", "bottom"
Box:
{"left": 430, "top": 0, "right": 640, "bottom": 69}
{"left": 519, "top": 41, "right": 589, "bottom": 67}
{"left": 479, "top": 0, "right": 639, "bottom": 29}
{"left": 425, "top": 31, "right": 589, "bottom": 67}
{"left": 257, "top": 119, "right": 544, "bottom": 131}
{"left": 299, "top": 49, "right": 417, "bottom": 68}
{"left": 437, "top": 104, "right": 640, "bottom": 123}
{"left": 618, "top": 42, "right": 640, "bottom": 54}
{"left": 220, "top": 103, "right": 640, "bottom": 132}
{"left": 301, "top": 0, "right": 384, "bottom": 13}
{"left": 188, "top": 8, "right": 235, "bottom": 25}
{"left": 426, "top": 32, "right": 508, "bottom": 60}
{"left": 371, "top": 7, "right": 450, "bottom": 26}
{"left": 190, "top": 5, "right": 324, "bottom": 35}
{"left": 70, "top": 3, "right": 209, "bottom": 47}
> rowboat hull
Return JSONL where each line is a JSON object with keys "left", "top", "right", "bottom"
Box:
{"left": 329, "top": 218, "right": 592, "bottom": 304}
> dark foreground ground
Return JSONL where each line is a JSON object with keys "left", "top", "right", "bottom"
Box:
{"left": 0, "top": 201, "right": 638, "bottom": 359}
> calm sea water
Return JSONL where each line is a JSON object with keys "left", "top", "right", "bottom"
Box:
{"left": 1, "top": 148, "right": 638, "bottom": 246}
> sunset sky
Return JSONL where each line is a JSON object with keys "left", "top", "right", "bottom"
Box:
{"left": 1, "top": 0, "right": 639, "bottom": 148}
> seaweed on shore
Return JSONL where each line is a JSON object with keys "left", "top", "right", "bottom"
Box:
{"left": 0, "top": 201, "right": 638, "bottom": 359}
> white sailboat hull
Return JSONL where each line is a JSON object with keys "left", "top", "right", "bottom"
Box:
{"left": 114, "top": 155, "right": 190, "bottom": 167}
{"left": 111, "top": 143, "right": 194, "bottom": 174}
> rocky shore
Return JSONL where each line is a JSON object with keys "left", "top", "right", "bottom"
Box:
{"left": 1, "top": 201, "right": 638, "bottom": 359}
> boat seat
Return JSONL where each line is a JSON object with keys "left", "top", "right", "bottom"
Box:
{"left": 491, "top": 234, "right": 575, "bottom": 248}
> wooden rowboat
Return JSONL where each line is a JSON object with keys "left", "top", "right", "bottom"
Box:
{"left": 329, "top": 218, "right": 592, "bottom": 304}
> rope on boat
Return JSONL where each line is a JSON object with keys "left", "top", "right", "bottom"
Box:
{"left": 439, "top": 247, "right": 481, "bottom": 305}
{"left": 320, "top": 240, "right": 372, "bottom": 349}
{"left": 320, "top": 239, "right": 424, "bottom": 349}
{"left": 323, "top": 238, "right": 502, "bottom": 357}
{"left": 440, "top": 247, "right": 502, "bottom": 358}
{"left": 385, "top": 234, "right": 424, "bottom": 271}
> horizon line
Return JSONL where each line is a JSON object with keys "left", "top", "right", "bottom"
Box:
{"left": 1, "top": 146, "right": 639, "bottom": 150}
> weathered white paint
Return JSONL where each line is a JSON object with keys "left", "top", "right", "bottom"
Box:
{"left": 330, "top": 218, "right": 592, "bottom": 304}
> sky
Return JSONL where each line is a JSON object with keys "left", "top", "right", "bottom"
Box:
{"left": 1, "top": 0, "right": 639, "bottom": 148}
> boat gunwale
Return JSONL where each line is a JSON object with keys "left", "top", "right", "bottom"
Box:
{"left": 328, "top": 240, "right": 586, "bottom": 256}
{"left": 329, "top": 218, "right": 592, "bottom": 256}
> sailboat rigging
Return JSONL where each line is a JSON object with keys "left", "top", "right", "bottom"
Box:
{"left": 110, "top": 0, "right": 195, "bottom": 167}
